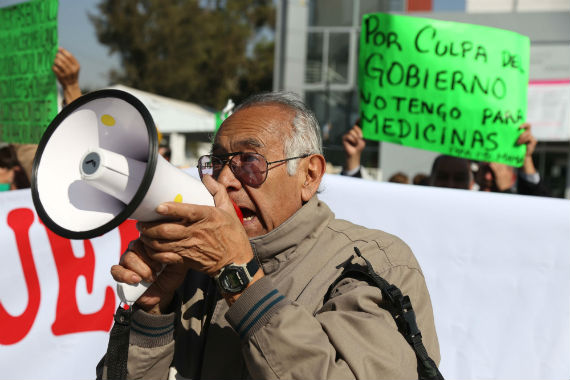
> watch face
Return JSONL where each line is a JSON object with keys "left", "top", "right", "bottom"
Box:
{"left": 219, "top": 266, "right": 248, "bottom": 293}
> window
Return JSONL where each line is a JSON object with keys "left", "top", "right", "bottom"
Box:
{"left": 309, "top": 0, "right": 354, "bottom": 26}
{"left": 328, "top": 32, "right": 350, "bottom": 84}
{"left": 305, "top": 30, "right": 353, "bottom": 86}
{"left": 305, "top": 32, "right": 324, "bottom": 83}
{"left": 306, "top": 90, "right": 377, "bottom": 168}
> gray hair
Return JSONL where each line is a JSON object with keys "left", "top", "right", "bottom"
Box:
{"left": 231, "top": 91, "right": 323, "bottom": 175}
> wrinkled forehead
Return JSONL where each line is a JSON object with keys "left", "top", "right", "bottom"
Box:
{"left": 213, "top": 104, "right": 295, "bottom": 153}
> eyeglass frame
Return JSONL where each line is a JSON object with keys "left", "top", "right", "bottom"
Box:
{"left": 197, "top": 151, "right": 311, "bottom": 187}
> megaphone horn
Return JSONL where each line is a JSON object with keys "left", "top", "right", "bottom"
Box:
{"left": 31, "top": 89, "right": 215, "bottom": 304}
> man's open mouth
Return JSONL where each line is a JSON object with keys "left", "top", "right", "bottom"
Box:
{"left": 240, "top": 208, "right": 256, "bottom": 222}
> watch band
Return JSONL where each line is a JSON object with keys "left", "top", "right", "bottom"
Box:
{"left": 245, "top": 257, "right": 260, "bottom": 278}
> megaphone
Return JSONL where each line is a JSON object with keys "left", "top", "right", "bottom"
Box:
{"left": 31, "top": 89, "right": 215, "bottom": 305}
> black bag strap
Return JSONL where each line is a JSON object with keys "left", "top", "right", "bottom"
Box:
{"left": 325, "top": 247, "right": 444, "bottom": 380}
{"left": 96, "top": 305, "right": 132, "bottom": 380}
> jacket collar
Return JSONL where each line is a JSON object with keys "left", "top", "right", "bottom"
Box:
{"left": 249, "top": 196, "right": 332, "bottom": 274}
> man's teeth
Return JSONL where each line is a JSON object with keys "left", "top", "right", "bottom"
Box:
{"left": 243, "top": 215, "right": 254, "bottom": 221}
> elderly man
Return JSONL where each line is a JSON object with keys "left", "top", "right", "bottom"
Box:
{"left": 97, "top": 92, "right": 440, "bottom": 379}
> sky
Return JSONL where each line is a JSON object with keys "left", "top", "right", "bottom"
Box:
{"left": 0, "top": 0, "right": 121, "bottom": 90}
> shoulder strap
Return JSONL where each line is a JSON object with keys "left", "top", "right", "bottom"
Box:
{"left": 96, "top": 305, "right": 131, "bottom": 380}
{"left": 325, "top": 247, "right": 444, "bottom": 380}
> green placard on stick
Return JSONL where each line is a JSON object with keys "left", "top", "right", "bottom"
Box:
{"left": 358, "top": 13, "right": 530, "bottom": 166}
{"left": 0, "top": 0, "right": 59, "bottom": 144}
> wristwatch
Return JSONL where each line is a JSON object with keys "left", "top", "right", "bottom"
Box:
{"left": 215, "top": 258, "right": 260, "bottom": 294}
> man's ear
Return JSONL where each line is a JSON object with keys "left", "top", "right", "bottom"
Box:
{"left": 301, "top": 154, "right": 326, "bottom": 202}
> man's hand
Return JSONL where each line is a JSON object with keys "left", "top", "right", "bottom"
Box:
{"left": 111, "top": 239, "right": 187, "bottom": 314}
{"left": 516, "top": 123, "right": 538, "bottom": 175}
{"left": 342, "top": 124, "right": 366, "bottom": 172}
{"left": 489, "top": 162, "right": 515, "bottom": 192}
{"left": 52, "top": 47, "right": 81, "bottom": 104}
{"left": 136, "top": 175, "right": 261, "bottom": 305}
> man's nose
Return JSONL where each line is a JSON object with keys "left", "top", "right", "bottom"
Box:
{"left": 216, "top": 163, "right": 242, "bottom": 189}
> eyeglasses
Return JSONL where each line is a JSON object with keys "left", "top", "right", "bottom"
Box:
{"left": 197, "top": 151, "right": 310, "bottom": 187}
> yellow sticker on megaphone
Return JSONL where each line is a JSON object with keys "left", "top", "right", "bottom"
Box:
{"left": 101, "top": 114, "right": 116, "bottom": 126}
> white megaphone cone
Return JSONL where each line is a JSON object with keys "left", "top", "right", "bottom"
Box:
{"left": 31, "top": 89, "right": 214, "bottom": 305}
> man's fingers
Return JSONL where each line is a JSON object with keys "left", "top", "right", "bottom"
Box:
{"left": 52, "top": 64, "right": 63, "bottom": 75}
{"left": 128, "top": 240, "right": 164, "bottom": 273}
{"left": 516, "top": 129, "right": 537, "bottom": 156}
{"left": 519, "top": 122, "right": 531, "bottom": 132}
{"left": 343, "top": 133, "right": 358, "bottom": 146}
{"left": 56, "top": 47, "right": 78, "bottom": 65}
{"left": 54, "top": 54, "right": 73, "bottom": 70}
{"left": 53, "top": 48, "right": 80, "bottom": 77}
{"left": 147, "top": 250, "right": 185, "bottom": 265}
{"left": 120, "top": 252, "right": 156, "bottom": 282}
{"left": 517, "top": 131, "right": 531, "bottom": 145}
{"left": 353, "top": 125, "right": 363, "bottom": 138}
{"left": 155, "top": 201, "right": 211, "bottom": 223}
{"left": 119, "top": 243, "right": 162, "bottom": 282}
{"left": 111, "top": 264, "right": 142, "bottom": 284}
{"left": 58, "top": 47, "right": 75, "bottom": 61}
{"left": 343, "top": 126, "right": 365, "bottom": 148}
{"left": 202, "top": 175, "right": 238, "bottom": 217}
{"left": 137, "top": 219, "right": 189, "bottom": 240}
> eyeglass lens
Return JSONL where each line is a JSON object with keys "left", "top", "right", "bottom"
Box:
{"left": 199, "top": 153, "right": 268, "bottom": 186}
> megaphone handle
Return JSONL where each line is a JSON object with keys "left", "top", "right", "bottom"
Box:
{"left": 116, "top": 264, "right": 166, "bottom": 307}
{"left": 117, "top": 201, "right": 243, "bottom": 306}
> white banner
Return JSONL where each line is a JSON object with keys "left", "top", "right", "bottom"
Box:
{"left": 0, "top": 188, "right": 138, "bottom": 380}
{"left": 1, "top": 173, "right": 569, "bottom": 379}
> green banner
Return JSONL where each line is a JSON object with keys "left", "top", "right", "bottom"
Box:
{"left": 359, "top": 13, "right": 530, "bottom": 166}
{"left": 215, "top": 99, "right": 235, "bottom": 132}
{"left": 215, "top": 111, "right": 226, "bottom": 132}
{"left": 0, "top": 0, "right": 59, "bottom": 144}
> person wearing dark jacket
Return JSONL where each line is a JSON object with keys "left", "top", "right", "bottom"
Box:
{"left": 341, "top": 121, "right": 548, "bottom": 196}
{"left": 474, "top": 123, "right": 549, "bottom": 196}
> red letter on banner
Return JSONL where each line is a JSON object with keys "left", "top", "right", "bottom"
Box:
{"left": 118, "top": 219, "right": 139, "bottom": 256}
{"left": 0, "top": 208, "right": 41, "bottom": 345}
{"left": 46, "top": 229, "right": 116, "bottom": 335}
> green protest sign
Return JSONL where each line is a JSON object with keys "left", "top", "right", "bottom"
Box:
{"left": 215, "top": 99, "right": 235, "bottom": 131}
{"left": 0, "top": 0, "right": 59, "bottom": 144}
{"left": 358, "top": 13, "right": 530, "bottom": 166}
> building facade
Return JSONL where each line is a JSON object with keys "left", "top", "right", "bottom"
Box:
{"left": 273, "top": 0, "right": 570, "bottom": 198}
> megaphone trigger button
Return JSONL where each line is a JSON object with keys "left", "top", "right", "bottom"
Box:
{"left": 174, "top": 194, "right": 183, "bottom": 203}
{"left": 101, "top": 114, "right": 116, "bottom": 126}
{"left": 81, "top": 152, "right": 101, "bottom": 175}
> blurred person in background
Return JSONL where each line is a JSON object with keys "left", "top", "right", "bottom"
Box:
{"left": 341, "top": 120, "right": 547, "bottom": 195}
{"left": 413, "top": 173, "right": 430, "bottom": 186}
{"left": 429, "top": 155, "right": 475, "bottom": 190}
{"left": 473, "top": 123, "right": 549, "bottom": 197}
{"left": 0, "top": 145, "right": 30, "bottom": 190}
{"left": 340, "top": 120, "right": 369, "bottom": 178}
{"left": 52, "top": 46, "right": 82, "bottom": 106}
{"left": 341, "top": 121, "right": 474, "bottom": 190}
{"left": 12, "top": 47, "right": 82, "bottom": 183}
{"left": 158, "top": 145, "right": 172, "bottom": 162}
{"left": 388, "top": 172, "right": 409, "bottom": 184}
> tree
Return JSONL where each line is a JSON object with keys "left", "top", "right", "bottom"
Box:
{"left": 90, "top": 0, "right": 275, "bottom": 109}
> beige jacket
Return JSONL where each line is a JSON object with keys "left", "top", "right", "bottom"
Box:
{"left": 100, "top": 196, "right": 440, "bottom": 379}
